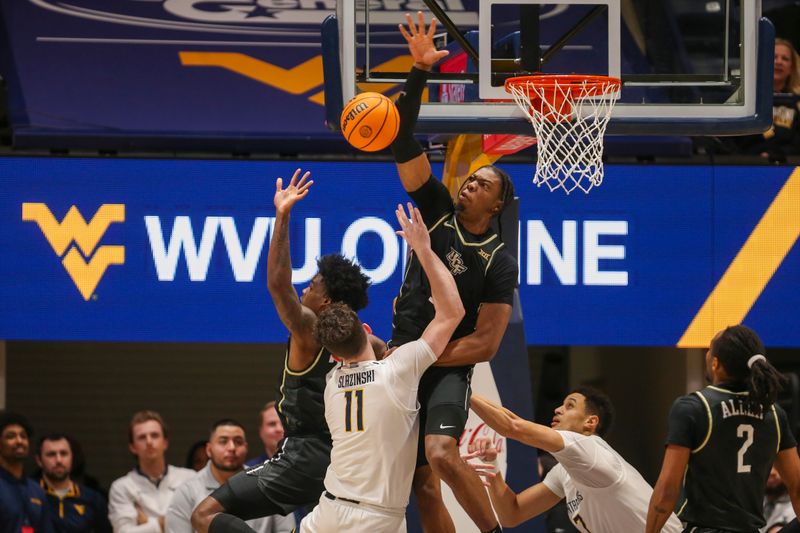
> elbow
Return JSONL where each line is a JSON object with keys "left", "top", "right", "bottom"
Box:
{"left": 498, "top": 511, "right": 523, "bottom": 529}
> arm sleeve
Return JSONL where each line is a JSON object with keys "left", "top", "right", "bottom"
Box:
{"left": 108, "top": 482, "right": 162, "bottom": 533}
{"left": 550, "top": 431, "right": 623, "bottom": 489}
{"left": 407, "top": 176, "right": 455, "bottom": 226}
{"left": 482, "top": 251, "right": 518, "bottom": 305}
{"left": 775, "top": 404, "right": 798, "bottom": 450}
{"left": 386, "top": 339, "right": 438, "bottom": 410}
{"left": 163, "top": 485, "right": 193, "bottom": 533}
{"left": 665, "top": 394, "right": 707, "bottom": 449}
{"left": 541, "top": 464, "right": 567, "bottom": 499}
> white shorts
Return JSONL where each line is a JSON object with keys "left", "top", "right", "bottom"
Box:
{"left": 298, "top": 493, "right": 406, "bottom": 533}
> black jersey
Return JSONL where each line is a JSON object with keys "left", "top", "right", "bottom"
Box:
{"left": 391, "top": 176, "right": 517, "bottom": 346}
{"left": 276, "top": 337, "right": 336, "bottom": 439}
{"left": 667, "top": 384, "right": 797, "bottom": 532}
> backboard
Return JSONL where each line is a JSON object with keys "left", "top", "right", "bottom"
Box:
{"left": 323, "top": 0, "right": 772, "bottom": 136}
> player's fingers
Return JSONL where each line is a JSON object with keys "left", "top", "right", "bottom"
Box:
{"left": 461, "top": 450, "right": 481, "bottom": 461}
{"left": 297, "top": 179, "right": 314, "bottom": 193}
{"left": 396, "top": 203, "right": 408, "bottom": 222}
{"left": 398, "top": 24, "right": 411, "bottom": 42}
{"left": 275, "top": 177, "right": 283, "bottom": 191}
{"left": 406, "top": 202, "right": 415, "bottom": 223}
{"left": 435, "top": 50, "right": 450, "bottom": 62}
{"left": 416, "top": 11, "right": 425, "bottom": 35}
{"left": 296, "top": 171, "right": 312, "bottom": 188}
{"left": 395, "top": 205, "right": 410, "bottom": 230}
{"left": 289, "top": 168, "right": 303, "bottom": 185}
{"left": 405, "top": 12, "right": 417, "bottom": 35}
{"left": 427, "top": 17, "right": 438, "bottom": 38}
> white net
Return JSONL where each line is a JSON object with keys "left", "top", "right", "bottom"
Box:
{"left": 506, "top": 76, "right": 620, "bottom": 194}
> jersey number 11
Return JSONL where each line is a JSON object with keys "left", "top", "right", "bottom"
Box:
{"left": 344, "top": 389, "right": 364, "bottom": 432}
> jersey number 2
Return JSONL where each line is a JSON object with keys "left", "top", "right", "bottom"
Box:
{"left": 344, "top": 389, "right": 364, "bottom": 432}
{"left": 737, "top": 423, "right": 754, "bottom": 473}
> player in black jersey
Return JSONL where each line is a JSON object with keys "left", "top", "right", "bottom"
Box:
{"left": 646, "top": 325, "right": 800, "bottom": 533}
{"left": 191, "top": 169, "right": 372, "bottom": 533}
{"left": 389, "top": 13, "right": 518, "bottom": 533}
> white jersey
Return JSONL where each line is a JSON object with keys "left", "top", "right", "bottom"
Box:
{"left": 542, "top": 431, "right": 683, "bottom": 533}
{"left": 323, "top": 339, "right": 436, "bottom": 511}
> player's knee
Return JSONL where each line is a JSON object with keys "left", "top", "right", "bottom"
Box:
{"left": 425, "top": 437, "right": 459, "bottom": 476}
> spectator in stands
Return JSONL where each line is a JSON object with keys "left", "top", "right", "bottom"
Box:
{"left": 184, "top": 442, "right": 208, "bottom": 472}
{"left": 108, "top": 411, "right": 194, "bottom": 533}
{"left": 734, "top": 38, "right": 800, "bottom": 160}
{"left": 763, "top": 466, "right": 797, "bottom": 533}
{"left": 0, "top": 411, "right": 54, "bottom": 533}
{"left": 35, "top": 434, "right": 111, "bottom": 533}
{"left": 244, "top": 402, "right": 283, "bottom": 467}
{"left": 165, "top": 419, "right": 293, "bottom": 533}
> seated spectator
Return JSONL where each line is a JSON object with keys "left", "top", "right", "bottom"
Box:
{"left": 764, "top": 466, "right": 797, "bottom": 533}
{"left": 0, "top": 411, "right": 54, "bottom": 533}
{"left": 108, "top": 411, "right": 194, "bottom": 533}
{"left": 35, "top": 434, "right": 111, "bottom": 533}
{"left": 184, "top": 442, "right": 208, "bottom": 472}
{"left": 165, "top": 420, "right": 293, "bottom": 533}
{"left": 245, "top": 402, "right": 283, "bottom": 468}
{"left": 734, "top": 38, "right": 800, "bottom": 160}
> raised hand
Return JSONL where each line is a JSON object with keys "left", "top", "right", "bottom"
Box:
{"left": 399, "top": 11, "right": 450, "bottom": 70}
{"left": 274, "top": 169, "right": 313, "bottom": 215}
{"left": 395, "top": 202, "right": 430, "bottom": 252}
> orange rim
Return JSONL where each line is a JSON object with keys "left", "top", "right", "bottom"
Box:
{"left": 505, "top": 74, "right": 621, "bottom": 98}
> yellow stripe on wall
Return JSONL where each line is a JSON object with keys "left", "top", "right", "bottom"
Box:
{"left": 678, "top": 167, "right": 800, "bottom": 347}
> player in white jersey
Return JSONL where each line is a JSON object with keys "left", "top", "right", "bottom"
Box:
{"left": 465, "top": 388, "right": 683, "bottom": 533}
{"left": 298, "top": 203, "right": 465, "bottom": 533}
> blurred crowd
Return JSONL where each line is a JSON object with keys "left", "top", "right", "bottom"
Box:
{"left": 0, "top": 406, "right": 295, "bottom": 533}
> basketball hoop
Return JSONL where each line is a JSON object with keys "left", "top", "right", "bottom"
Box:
{"left": 505, "top": 75, "right": 621, "bottom": 194}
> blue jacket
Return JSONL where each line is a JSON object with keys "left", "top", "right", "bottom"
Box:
{"left": 38, "top": 480, "right": 110, "bottom": 533}
{"left": 0, "top": 467, "right": 54, "bottom": 533}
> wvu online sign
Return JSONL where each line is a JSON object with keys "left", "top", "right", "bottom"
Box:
{"left": 22, "top": 203, "right": 125, "bottom": 300}
{"left": 2, "top": 158, "right": 798, "bottom": 346}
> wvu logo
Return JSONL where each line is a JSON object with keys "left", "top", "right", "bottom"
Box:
{"left": 446, "top": 248, "right": 468, "bottom": 276}
{"left": 22, "top": 204, "right": 125, "bottom": 300}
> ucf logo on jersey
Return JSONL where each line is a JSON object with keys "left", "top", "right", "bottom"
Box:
{"left": 446, "top": 248, "right": 468, "bottom": 275}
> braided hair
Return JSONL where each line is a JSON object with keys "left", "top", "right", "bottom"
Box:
{"left": 712, "top": 324, "right": 786, "bottom": 407}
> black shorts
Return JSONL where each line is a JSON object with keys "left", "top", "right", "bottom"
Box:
{"left": 415, "top": 365, "right": 473, "bottom": 468}
{"left": 210, "top": 435, "right": 331, "bottom": 517}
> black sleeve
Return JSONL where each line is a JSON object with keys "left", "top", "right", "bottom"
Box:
{"left": 482, "top": 251, "right": 518, "bottom": 305}
{"left": 408, "top": 176, "right": 455, "bottom": 227}
{"left": 775, "top": 404, "right": 798, "bottom": 451}
{"left": 665, "top": 394, "right": 708, "bottom": 449}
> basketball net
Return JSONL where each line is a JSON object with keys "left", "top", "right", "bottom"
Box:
{"left": 505, "top": 75, "right": 620, "bottom": 194}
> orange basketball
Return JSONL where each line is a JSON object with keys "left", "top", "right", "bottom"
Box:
{"left": 340, "top": 92, "right": 400, "bottom": 152}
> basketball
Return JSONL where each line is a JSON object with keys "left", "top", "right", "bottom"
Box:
{"left": 340, "top": 92, "right": 400, "bottom": 152}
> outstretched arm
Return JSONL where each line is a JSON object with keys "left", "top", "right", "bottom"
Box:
{"left": 395, "top": 202, "right": 464, "bottom": 355}
{"left": 470, "top": 394, "right": 565, "bottom": 453}
{"left": 645, "top": 444, "right": 690, "bottom": 533}
{"left": 436, "top": 303, "right": 512, "bottom": 366}
{"left": 267, "top": 169, "right": 317, "bottom": 341}
{"left": 392, "top": 12, "right": 449, "bottom": 193}
{"left": 463, "top": 438, "right": 561, "bottom": 528}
